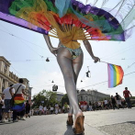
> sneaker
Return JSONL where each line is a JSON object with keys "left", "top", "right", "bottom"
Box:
{"left": 1, "top": 120, "right": 6, "bottom": 123}
{"left": 8, "top": 118, "right": 12, "bottom": 122}
{"left": 20, "top": 117, "right": 26, "bottom": 120}
{"left": 13, "top": 119, "right": 18, "bottom": 122}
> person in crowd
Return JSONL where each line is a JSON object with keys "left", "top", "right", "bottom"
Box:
{"left": 121, "top": 99, "right": 127, "bottom": 108}
{"left": 50, "top": 105, "right": 54, "bottom": 114}
{"left": 104, "top": 99, "right": 109, "bottom": 109}
{"left": 2, "top": 84, "right": 15, "bottom": 122}
{"left": 83, "top": 102, "right": 87, "bottom": 111}
{"left": 34, "top": 108, "right": 39, "bottom": 115}
{"left": 55, "top": 103, "right": 59, "bottom": 115}
{"left": 25, "top": 100, "right": 31, "bottom": 118}
{"left": 0, "top": 94, "right": 6, "bottom": 123}
{"left": 58, "top": 105, "right": 62, "bottom": 113}
{"left": 63, "top": 102, "right": 68, "bottom": 113}
{"left": 89, "top": 103, "right": 93, "bottom": 111}
{"left": 62, "top": 105, "right": 65, "bottom": 113}
{"left": 110, "top": 95, "right": 117, "bottom": 110}
{"left": 115, "top": 93, "right": 123, "bottom": 109}
{"left": 43, "top": 106, "right": 47, "bottom": 115}
{"left": 123, "top": 87, "right": 132, "bottom": 108}
{"left": 0, "top": 94, "right": 4, "bottom": 123}
{"left": 80, "top": 103, "right": 84, "bottom": 111}
{"left": 30, "top": 109, "right": 34, "bottom": 116}
{"left": 12, "top": 78, "right": 28, "bottom": 122}
{"left": 39, "top": 104, "right": 43, "bottom": 115}
{"left": 98, "top": 101, "right": 102, "bottom": 110}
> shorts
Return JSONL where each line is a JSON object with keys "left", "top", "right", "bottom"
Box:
{"left": 61, "top": 45, "right": 82, "bottom": 59}
{"left": 116, "top": 100, "right": 121, "bottom": 105}
{"left": 4, "top": 99, "right": 11, "bottom": 112}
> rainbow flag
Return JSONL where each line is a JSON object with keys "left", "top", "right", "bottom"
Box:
{"left": 12, "top": 94, "right": 25, "bottom": 112}
{"left": 107, "top": 63, "right": 124, "bottom": 88}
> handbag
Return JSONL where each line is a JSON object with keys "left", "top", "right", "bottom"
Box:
{"left": 10, "top": 84, "right": 22, "bottom": 106}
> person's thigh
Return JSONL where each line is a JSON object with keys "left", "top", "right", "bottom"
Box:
{"left": 57, "top": 47, "right": 83, "bottom": 79}
{"left": 57, "top": 47, "right": 74, "bottom": 77}
{"left": 72, "top": 50, "right": 83, "bottom": 76}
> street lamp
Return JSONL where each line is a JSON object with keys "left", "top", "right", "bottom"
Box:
{"left": 52, "top": 84, "right": 58, "bottom": 91}
{"left": 86, "top": 66, "right": 90, "bottom": 77}
{"left": 46, "top": 57, "right": 50, "bottom": 62}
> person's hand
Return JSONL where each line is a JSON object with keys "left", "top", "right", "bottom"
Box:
{"left": 50, "top": 47, "right": 59, "bottom": 57}
{"left": 92, "top": 56, "right": 100, "bottom": 63}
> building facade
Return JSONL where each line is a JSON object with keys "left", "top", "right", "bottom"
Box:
{"left": 22, "top": 78, "right": 32, "bottom": 101}
{"left": 0, "top": 56, "right": 18, "bottom": 93}
{"left": 78, "top": 89, "right": 110, "bottom": 103}
{"left": 56, "top": 92, "right": 64, "bottom": 102}
{"left": 0, "top": 56, "right": 32, "bottom": 100}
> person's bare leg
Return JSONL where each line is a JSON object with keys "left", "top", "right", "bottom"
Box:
{"left": 67, "top": 51, "right": 84, "bottom": 118}
{"left": 57, "top": 47, "right": 84, "bottom": 127}
{"left": 72, "top": 52, "right": 84, "bottom": 125}
{"left": 57, "top": 47, "right": 81, "bottom": 115}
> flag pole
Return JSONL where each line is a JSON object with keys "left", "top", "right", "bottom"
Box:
{"left": 100, "top": 60, "right": 116, "bottom": 65}
{"left": 100, "top": 60, "right": 108, "bottom": 64}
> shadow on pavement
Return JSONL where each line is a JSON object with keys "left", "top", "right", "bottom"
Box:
{"left": 64, "top": 126, "right": 74, "bottom": 135}
{"left": 0, "top": 121, "right": 13, "bottom": 125}
{"left": 126, "top": 121, "right": 135, "bottom": 124}
{"left": 64, "top": 126, "right": 85, "bottom": 135}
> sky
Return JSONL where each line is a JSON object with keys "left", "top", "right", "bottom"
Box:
{"left": 0, "top": 0, "right": 135, "bottom": 98}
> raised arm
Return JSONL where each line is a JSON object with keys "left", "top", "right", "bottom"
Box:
{"left": 43, "top": 34, "right": 59, "bottom": 56}
{"left": 83, "top": 40, "right": 100, "bottom": 63}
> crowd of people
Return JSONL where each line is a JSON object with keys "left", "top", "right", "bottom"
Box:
{"left": 33, "top": 102, "right": 70, "bottom": 115}
{"left": 0, "top": 97, "right": 31, "bottom": 123}
{"left": 0, "top": 86, "right": 133, "bottom": 123}
{"left": 32, "top": 87, "right": 133, "bottom": 116}
{"left": 0, "top": 78, "right": 30, "bottom": 123}
{"left": 80, "top": 87, "right": 132, "bottom": 111}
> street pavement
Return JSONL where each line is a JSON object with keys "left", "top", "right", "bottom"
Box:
{"left": 0, "top": 107, "right": 135, "bottom": 135}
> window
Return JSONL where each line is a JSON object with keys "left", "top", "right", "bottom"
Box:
{"left": 4, "top": 64, "right": 7, "bottom": 74}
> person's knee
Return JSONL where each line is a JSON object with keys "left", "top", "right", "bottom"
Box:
{"left": 64, "top": 73, "right": 74, "bottom": 80}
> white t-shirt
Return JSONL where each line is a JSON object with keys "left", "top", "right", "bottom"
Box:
{"left": 39, "top": 105, "right": 43, "bottom": 110}
{"left": 50, "top": 107, "right": 54, "bottom": 111}
{"left": 3, "top": 87, "right": 15, "bottom": 99}
{"left": 13, "top": 83, "right": 26, "bottom": 94}
{"left": 104, "top": 100, "right": 108, "bottom": 105}
{"left": 44, "top": 106, "right": 47, "bottom": 111}
{"left": 98, "top": 102, "right": 101, "bottom": 106}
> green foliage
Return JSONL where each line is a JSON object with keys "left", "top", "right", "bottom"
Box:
{"left": 61, "top": 94, "right": 69, "bottom": 106}
{"left": 32, "top": 89, "right": 57, "bottom": 108}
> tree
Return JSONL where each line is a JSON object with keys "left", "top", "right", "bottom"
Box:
{"left": 32, "top": 89, "right": 57, "bottom": 108}
{"left": 45, "top": 90, "right": 57, "bottom": 106}
{"left": 61, "top": 94, "right": 69, "bottom": 106}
